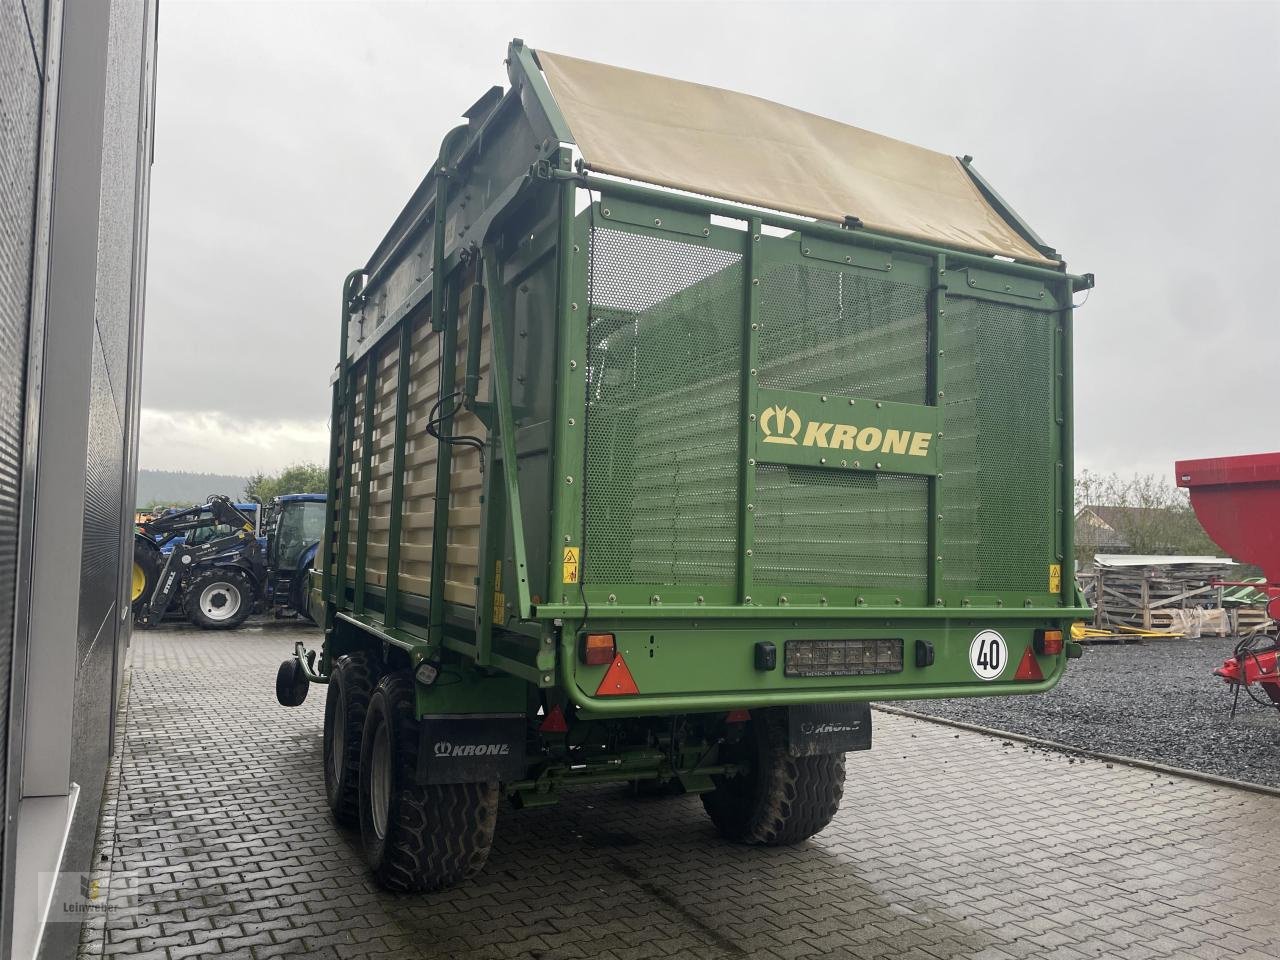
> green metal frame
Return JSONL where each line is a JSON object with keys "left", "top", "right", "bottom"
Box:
{"left": 480, "top": 241, "right": 533, "bottom": 623}
{"left": 318, "top": 45, "right": 1093, "bottom": 723}
{"left": 737, "top": 218, "right": 761, "bottom": 604}
{"left": 427, "top": 275, "right": 461, "bottom": 650}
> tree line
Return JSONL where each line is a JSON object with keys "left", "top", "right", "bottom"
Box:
{"left": 1074, "top": 470, "right": 1219, "bottom": 567}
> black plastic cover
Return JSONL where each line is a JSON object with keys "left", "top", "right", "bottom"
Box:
{"left": 416, "top": 714, "right": 527, "bottom": 784}
{"left": 786, "top": 702, "right": 872, "bottom": 757}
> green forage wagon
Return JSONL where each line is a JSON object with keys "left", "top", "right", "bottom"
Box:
{"left": 276, "top": 40, "right": 1093, "bottom": 891}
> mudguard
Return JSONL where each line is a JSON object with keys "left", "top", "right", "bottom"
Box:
{"left": 416, "top": 714, "right": 526, "bottom": 784}
{"left": 787, "top": 702, "right": 872, "bottom": 757}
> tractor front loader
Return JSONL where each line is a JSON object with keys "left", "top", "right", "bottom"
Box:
{"left": 134, "top": 495, "right": 266, "bottom": 630}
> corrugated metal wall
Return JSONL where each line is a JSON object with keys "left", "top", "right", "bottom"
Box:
{"left": 0, "top": 1, "right": 156, "bottom": 957}
{"left": 0, "top": 0, "right": 47, "bottom": 879}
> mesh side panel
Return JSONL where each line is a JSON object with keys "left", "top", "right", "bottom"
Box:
{"left": 754, "top": 465, "right": 929, "bottom": 591}
{"left": 941, "top": 298, "right": 1055, "bottom": 593}
{"left": 584, "top": 227, "right": 743, "bottom": 586}
{"left": 758, "top": 262, "right": 928, "bottom": 403}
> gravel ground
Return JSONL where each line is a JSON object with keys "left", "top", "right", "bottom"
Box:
{"left": 898, "top": 635, "right": 1280, "bottom": 788}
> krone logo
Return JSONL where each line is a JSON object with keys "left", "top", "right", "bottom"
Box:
{"left": 433, "top": 740, "right": 511, "bottom": 758}
{"left": 759, "top": 405, "right": 802, "bottom": 445}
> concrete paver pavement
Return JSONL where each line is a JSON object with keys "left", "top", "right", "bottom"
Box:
{"left": 78, "top": 625, "right": 1280, "bottom": 960}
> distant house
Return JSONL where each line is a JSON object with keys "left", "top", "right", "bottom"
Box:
{"left": 1075, "top": 505, "right": 1133, "bottom": 554}
{"left": 1074, "top": 503, "right": 1206, "bottom": 563}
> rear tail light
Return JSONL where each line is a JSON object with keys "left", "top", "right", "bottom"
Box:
{"left": 1034, "top": 629, "right": 1064, "bottom": 656}
{"left": 580, "top": 632, "right": 616, "bottom": 666}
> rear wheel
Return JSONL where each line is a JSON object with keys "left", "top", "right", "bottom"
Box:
{"left": 702, "top": 708, "right": 845, "bottom": 845}
{"left": 323, "top": 652, "right": 376, "bottom": 826}
{"left": 183, "top": 567, "right": 254, "bottom": 630}
{"left": 358, "top": 672, "right": 499, "bottom": 892}
{"left": 131, "top": 535, "right": 161, "bottom": 619}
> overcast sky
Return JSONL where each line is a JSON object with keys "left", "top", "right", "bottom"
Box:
{"left": 141, "top": 0, "right": 1280, "bottom": 480}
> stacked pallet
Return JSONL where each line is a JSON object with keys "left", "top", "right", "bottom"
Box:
{"left": 1220, "top": 579, "right": 1275, "bottom": 635}
{"left": 1080, "top": 556, "right": 1235, "bottom": 639}
{"left": 1231, "top": 606, "right": 1275, "bottom": 635}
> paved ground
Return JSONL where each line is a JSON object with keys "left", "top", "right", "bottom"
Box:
{"left": 901, "top": 636, "right": 1280, "bottom": 788}
{"left": 80, "top": 624, "right": 1280, "bottom": 960}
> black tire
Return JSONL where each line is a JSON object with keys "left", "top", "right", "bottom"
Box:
{"left": 182, "top": 566, "right": 254, "bottom": 630}
{"left": 359, "top": 672, "right": 500, "bottom": 892}
{"left": 275, "top": 658, "right": 309, "bottom": 707}
{"left": 324, "top": 652, "right": 376, "bottom": 826}
{"left": 288, "top": 555, "right": 316, "bottom": 623}
{"left": 701, "top": 708, "right": 845, "bottom": 845}
{"left": 131, "top": 534, "right": 162, "bottom": 619}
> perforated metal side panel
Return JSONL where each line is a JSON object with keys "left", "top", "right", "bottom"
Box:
{"left": 754, "top": 465, "right": 929, "bottom": 591}
{"left": 584, "top": 227, "right": 743, "bottom": 585}
{"left": 941, "top": 297, "right": 1056, "bottom": 594}
{"left": 753, "top": 261, "right": 929, "bottom": 591}
{"left": 757, "top": 263, "right": 928, "bottom": 403}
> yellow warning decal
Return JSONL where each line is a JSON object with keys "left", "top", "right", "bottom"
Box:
{"left": 563, "top": 546, "right": 580, "bottom": 584}
{"left": 492, "top": 561, "right": 504, "bottom": 623}
{"left": 1048, "top": 564, "right": 1062, "bottom": 593}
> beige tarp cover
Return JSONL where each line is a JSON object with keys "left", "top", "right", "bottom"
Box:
{"left": 537, "top": 50, "right": 1054, "bottom": 264}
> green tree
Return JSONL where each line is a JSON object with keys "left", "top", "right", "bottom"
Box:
{"left": 1074, "top": 470, "right": 1219, "bottom": 566}
{"left": 245, "top": 462, "right": 328, "bottom": 503}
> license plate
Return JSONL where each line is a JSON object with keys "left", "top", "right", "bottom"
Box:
{"left": 784, "top": 639, "right": 904, "bottom": 677}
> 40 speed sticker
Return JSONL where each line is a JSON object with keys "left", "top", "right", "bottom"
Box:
{"left": 969, "top": 630, "right": 1008, "bottom": 680}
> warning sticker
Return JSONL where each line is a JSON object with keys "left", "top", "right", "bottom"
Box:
{"left": 562, "top": 547, "right": 580, "bottom": 584}
{"left": 492, "top": 561, "right": 504, "bottom": 623}
{"left": 1048, "top": 563, "right": 1062, "bottom": 593}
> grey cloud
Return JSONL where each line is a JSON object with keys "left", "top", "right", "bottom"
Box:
{"left": 142, "top": 1, "right": 1280, "bottom": 476}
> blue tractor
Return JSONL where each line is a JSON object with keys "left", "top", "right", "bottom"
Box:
{"left": 263, "top": 493, "right": 326, "bottom": 621}
{"left": 133, "top": 496, "right": 265, "bottom": 629}
{"left": 132, "top": 494, "right": 325, "bottom": 629}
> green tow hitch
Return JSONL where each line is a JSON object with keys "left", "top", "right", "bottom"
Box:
{"left": 294, "top": 640, "right": 329, "bottom": 684}
{"left": 506, "top": 750, "right": 742, "bottom": 808}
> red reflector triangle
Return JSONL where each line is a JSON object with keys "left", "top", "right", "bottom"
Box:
{"left": 539, "top": 704, "right": 568, "bottom": 733}
{"left": 595, "top": 654, "right": 639, "bottom": 696}
{"left": 1014, "top": 646, "right": 1044, "bottom": 681}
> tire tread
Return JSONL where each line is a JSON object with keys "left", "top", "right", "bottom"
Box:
{"left": 363, "top": 674, "right": 499, "bottom": 892}
{"left": 702, "top": 709, "right": 845, "bottom": 846}
{"left": 324, "top": 652, "right": 376, "bottom": 826}
{"left": 182, "top": 566, "right": 254, "bottom": 630}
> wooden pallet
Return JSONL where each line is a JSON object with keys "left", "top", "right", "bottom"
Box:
{"left": 1080, "top": 563, "right": 1234, "bottom": 635}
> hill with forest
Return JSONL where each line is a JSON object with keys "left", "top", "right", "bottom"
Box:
{"left": 136, "top": 469, "right": 248, "bottom": 508}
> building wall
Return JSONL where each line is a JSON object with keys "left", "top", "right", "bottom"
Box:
{"left": 0, "top": 1, "right": 157, "bottom": 958}
{"left": 0, "top": 0, "right": 46, "bottom": 912}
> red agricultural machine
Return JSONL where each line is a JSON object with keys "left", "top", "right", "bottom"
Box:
{"left": 1176, "top": 452, "right": 1280, "bottom": 708}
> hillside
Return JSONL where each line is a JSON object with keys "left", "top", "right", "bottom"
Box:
{"left": 136, "top": 469, "right": 248, "bottom": 508}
